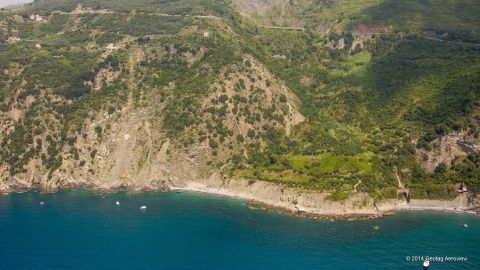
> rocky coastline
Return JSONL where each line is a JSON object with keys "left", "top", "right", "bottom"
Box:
{"left": 0, "top": 175, "right": 477, "bottom": 219}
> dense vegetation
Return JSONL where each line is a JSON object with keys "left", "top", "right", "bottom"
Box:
{"left": 0, "top": 0, "right": 479, "bottom": 200}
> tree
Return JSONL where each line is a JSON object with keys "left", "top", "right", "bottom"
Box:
{"left": 435, "top": 162, "right": 447, "bottom": 174}
{"left": 209, "top": 138, "right": 219, "bottom": 149}
{"left": 247, "top": 129, "right": 256, "bottom": 139}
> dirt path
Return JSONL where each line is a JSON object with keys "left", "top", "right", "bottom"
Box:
{"left": 126, "top": 48, "right": 143, "bottom": 108}
{"left": 258, "top": 25, "right": 304, "bottom": 31}
{"left": 423, "top": 36, "right": 480, "bottom": 46}
{"left": 395, "top": 171, "right": 404, "bottom": 189}
{"left": 354, "top": 180, "right": 362, "bottom": 192}
{"left": 280, "top": 0, "right": 288, "bottom": 17}
{"left": 53, "top": 10, "right": 221, "bottom": 20}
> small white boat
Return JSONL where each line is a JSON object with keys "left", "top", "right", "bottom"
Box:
{"left": 423, "top": 259, "right": 430, "bottom": 269}
{"left": 373, "top": 225, "right": 380, "bottom": 230}
{"left": 140, "top": 205, "right": 147, "bottom": 210}
{"left": 39, "top": 201, "right": 45, "bottom": 205}
{"left": 116, "top": 201, "right": 120, "bottom": 206}
{"left": 464, "top": 224, "right": 469, "bottom": 228}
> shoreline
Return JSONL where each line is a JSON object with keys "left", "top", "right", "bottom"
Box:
{"left": 1, "top": 177, "right": 478, "bottom": 219}
{"left": 399, "top": 205, "right": 479, "bottom": 216}
{"left": 3, "top": 185, "right": 477, "bottom": 219}
{"left": 170, "top": 183, "right": 478, "bottom": 219}
{"left": 168, "top": 186, "right": 381, "bottom": 220}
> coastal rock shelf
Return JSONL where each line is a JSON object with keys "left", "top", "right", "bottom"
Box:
{"left": 1, "top": 175, "right": 474, "bottom": 219}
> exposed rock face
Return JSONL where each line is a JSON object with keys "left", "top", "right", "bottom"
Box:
{"left": 232, "top": 0, "right": 284, "bottom": 15}
{"left": 0, "top": 51, "right": 307, "bottom": 206}
{"left": 175, "top": 176, "right": 379, "bottom": 217}
{"left": 2, "top": 172, "right": 472, "bottom": 218}
{"left": 0, "top": 51, "right": 304, "bottom": 191}
{"left": 416, "top": 132, "right": 475, "bottom": 173}
{"left": 0, "top": 169, "right": 381, "bottom": 217}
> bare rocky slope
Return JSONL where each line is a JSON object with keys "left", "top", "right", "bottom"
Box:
{"left": 232, "top": 0, "right": 284, "bottom": 15}
{"left": 0, "top": 50, "right": 304, "bottom": 194}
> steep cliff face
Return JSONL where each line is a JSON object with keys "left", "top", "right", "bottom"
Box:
{"left": 417, "top": 131, "right": 480, "bottom": 173}
{"left": 0, "top": 49, "right": 304, "bottom": 194}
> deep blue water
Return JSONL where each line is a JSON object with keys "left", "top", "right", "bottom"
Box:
{"left": 0, "top": 190, "right": 479, "bottom": 269}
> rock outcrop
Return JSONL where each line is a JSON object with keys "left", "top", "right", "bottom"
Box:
{"left": 1, "top": 168, "right": 474, "bottom": 218}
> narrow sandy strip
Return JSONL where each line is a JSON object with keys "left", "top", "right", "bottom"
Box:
{"left": 170, "top": 184, "right": 478, "bottom": 218}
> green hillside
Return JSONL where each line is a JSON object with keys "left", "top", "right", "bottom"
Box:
{"left": 0, "top": 0, "right": 479, "bottom": 200}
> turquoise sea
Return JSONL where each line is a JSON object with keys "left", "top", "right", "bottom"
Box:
{"left": 0, "top": 190, "right": 478, "bottom": 269}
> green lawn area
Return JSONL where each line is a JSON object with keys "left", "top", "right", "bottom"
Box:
{"left": 288, "top": 153, "right": 373, "bottom": 174}
{"left": 233, "top": 153, "right": 373, "bottom": 188}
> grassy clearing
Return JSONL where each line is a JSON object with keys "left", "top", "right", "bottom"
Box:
{"left": 232, "top": 153, "right": 373, "bottom": 190}
{"left": 288, "top": 153, "right": 373, "bottom": 173}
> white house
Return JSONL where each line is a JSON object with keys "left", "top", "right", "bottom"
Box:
{"left": 6, "top": 36, "right": 20, "bottom": 43}
{"left": 30, "top": 14, "right": 45, "bottom": 22}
